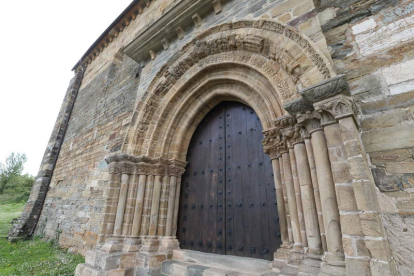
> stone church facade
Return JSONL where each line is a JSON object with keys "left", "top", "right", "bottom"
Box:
{"left": 9, "top": 0, "right": 414, "bottom": 275}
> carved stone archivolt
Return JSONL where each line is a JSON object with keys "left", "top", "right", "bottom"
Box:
{"left": 123, "top": 19, "right": 335, "bottom": 157}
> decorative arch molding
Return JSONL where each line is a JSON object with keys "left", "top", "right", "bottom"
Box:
{"left": 123, "top": 19, "right": 336, "bottom": 157}
{"left": 74, "top": 19, "right": 396, "bottom": 276}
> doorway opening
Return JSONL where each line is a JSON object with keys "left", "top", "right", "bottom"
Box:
{"left": 177, "top": 101, "right": 282, "bottom": 261}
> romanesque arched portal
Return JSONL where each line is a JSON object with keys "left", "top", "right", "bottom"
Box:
{"left": 75, "top": 19, "right": 394, "bottom": 276}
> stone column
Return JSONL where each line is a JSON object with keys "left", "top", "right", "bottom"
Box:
{"left": 122, "top": 173, "right": 139, "bottom": 236}
{"left": 289, "top": 147, "right": 308, "bottom": 247}
{"left": 263, "top": 128, "right": 290, "bottom": 248}
{"left": 282, "top": 151, "right": 302, "bottom": 249}
{"left": 172, "top": 177, "right": 182, "bottom": 236}
{"left": 148, "top": 174, "right": 163, "bottom": 236}
{"left": 295, "top": 111, "right": 344, "bottom": 267}
{"left": 280, "top": 157, "right": 293, "bottom": 243}
{"left": 157, "top": 175, "right": 170, "bottom": 236}
{"left": 310, "top": 126, "right": 344, "bottom": 263}
{"left": 113, "top": 163, "right": 133, "bottom": 236}
{"left": 97, "top": 159, "right": 121, "bottom": 246}
{"left": 313, "top": 93, "right": 397, "bottom": 276}
{"left": 263, "top": 128, "right": 293, "bottom": 271}
{"left": 165, "top": 176, "right": 177, "bottom": 237}
{"left": 141, "top": 175, "right": 154, "bottom": 235}
{"left": 161, "top": 162, "right": 185, "bottom": 251}
{"left": 293, "top": 138, "right": 323, "bottom": 256}
{"left": 304, "top": 138, "right": 327, "bottom": 252}
{"left": 130, "top": 173, "right": 147, "bottom": 236}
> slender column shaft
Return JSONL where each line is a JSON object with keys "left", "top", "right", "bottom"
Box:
{"left": 157, "top": 176, "right": 170, "bottom": 236}
{"left": 141, "top": 175, "right": 154, "bottom": 235}
{"left": 311, "top": 130, "right": 344, "bottom": 261}
{"left": 282, "top": 152, "right": 302, "bottom": 247}
{"left": 114, "top": 173, "right": 130, "bottom": 236}
{"left": 172, "top": 177, "right": 182, "bottom": 236}
{"left": 149, "top": 175, "right": 163, "bottom": 236}
{"left": 289, "top": 148, "right": 307, "bottom": 247}
{"left": 280, "top": 157, "right": 293, "bottom": 243}
{"left": 131, "top": 174, "right": 147, "bottom": 236}
{"left": 122, "top": 174, "right": 138, "bottom": 236}
{"left": 272, "top": 159, "right": 289, "bottom": 246}
{"left": 294, "top": 143, "right": 323, "bottom": 256}
{"left": 165, "top": 176, "right": 177, "bottom": 236}
{"left": 304, "top": 138, "right": 327, "bottom": 252}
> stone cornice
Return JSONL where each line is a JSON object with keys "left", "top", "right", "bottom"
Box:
{"left": 73, "top": 0, "right": 156, "bottom": 71}
{"left": 299, "top": 74, "right": 349, "bottom": 103}
{"left": 124, "top": 0, "right": 226, "bottom": 63}
{"left": 105, "top": 154, "right": 187, "bottom": 176}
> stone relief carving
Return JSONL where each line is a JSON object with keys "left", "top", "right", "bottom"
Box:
{"left": 284, "top": 97, "right": 314, "bottom": 115}
{"left": 296, "top": 111, "right": 323, "bottom": 133}
{"left": 300, "top": 75, "right": 348, "bottom": 103}
{"left": 104, "top": 154, "right": 186, "bottom": 177}
{"left": 314, "top": 95, "right": 356, "bottom": 120}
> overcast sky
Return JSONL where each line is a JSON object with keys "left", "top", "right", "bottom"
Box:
{"left": 0, "top": 0, "right": 132, "bottom": 175}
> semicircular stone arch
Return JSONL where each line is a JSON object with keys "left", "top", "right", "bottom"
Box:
{"left": 123, "top": 19, "right": 336, "bottom": 159}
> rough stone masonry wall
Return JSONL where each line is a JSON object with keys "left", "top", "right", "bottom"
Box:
{"left": 315, "top": 0, "right": 414, "bottom": 275}
{"left": 33, "top": 0, "right": 329, "bottom": 256}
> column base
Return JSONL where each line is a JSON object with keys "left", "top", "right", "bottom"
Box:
{"left": 159, "top": 236, "right": 180, "bottom": 253}
{"left": 135, "top": 251, "right": 172, "bottom": 276}
{"left": 287, "top": 245, "right": 305, "bottom": 267}
{"left": 100, "top": 237, "right": 125, "bottom": 253}
{"left": 271, "top": 245, "right": 293, "bottom": 272}
{"left": 318, "top": 262, "right": 346, "bottom": 276}
{"left": 298, "top": 255, "right": 322, "bottom": 276}
{"left": 123, "top": 237, "right": 141, "bottom": 252}
{"left": 75, "top": 249, "right": 136, "bottom": 276}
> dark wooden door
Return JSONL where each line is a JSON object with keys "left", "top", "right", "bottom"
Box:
{"left": 177, "top": 102, "right": 281, "bottom": 260}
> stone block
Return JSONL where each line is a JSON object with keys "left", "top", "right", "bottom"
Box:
{"left": 347, "top": 156, "right": 371, "bottom": 181}
{"left": 332, "top": 163, "right": 352, "bottom": 184}
{"left": 345, "top": 258, "right": 371, "bottom": 276}
{"left": 342, "top": 139, "right": 363, "bottom": 160}
{"left": 352, "top": 180, "right": 379, "bottom": 211}
{"left": 335, "top": 185, "right": 358, "bottom": 211}
{"left": 360, "top": 212, "right": 384, "bottom": 237}
{"left": 340, "top": 214, "right": 363, "bottom": 235}
{"left": 365, "top": 239, "right": 391, "bottom": 261}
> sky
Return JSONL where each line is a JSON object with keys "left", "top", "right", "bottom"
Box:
{"left": 0, "top": 0, "right": 132, "bottom": 176}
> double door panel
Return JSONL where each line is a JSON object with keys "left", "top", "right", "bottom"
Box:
{"left": 177, "top": 102, "right": 281, "bottom": 260}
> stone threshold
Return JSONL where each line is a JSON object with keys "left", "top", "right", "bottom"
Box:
{"left": 165, "top": 249, "right": 276, "bottom": 276}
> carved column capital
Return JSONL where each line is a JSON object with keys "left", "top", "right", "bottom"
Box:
{"left": 263, "top": 127, "right": 285, "bottom": 159}
{"left": 120, "top": 162, "right": 135, "bottom": 175}
{"left": 296, "top": 111, "right": 323, "bottom": 134}
{"left": 314, "top": 94, "right": 356, "bottom": 121}
{"left": 136, "top": 162, "right": 152, "bottom": 175}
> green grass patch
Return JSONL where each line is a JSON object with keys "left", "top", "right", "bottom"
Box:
{"left": 0, "top": 237, "right": 84, "bottom": 276}
{"left": 0, "top": 203, "right": 25, "bottom": 238}
{"left": 0, "top": 202, "right": 84, "bottom": 275}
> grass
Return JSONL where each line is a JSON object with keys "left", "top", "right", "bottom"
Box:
{"left": 0, "top": 203, "right": 25, "bottom": 238}
{"left": 0, "top": 202, "right": 84, "bottom": 275}
{"left": 0, "top": 238, "right": 85, "bottom": 276}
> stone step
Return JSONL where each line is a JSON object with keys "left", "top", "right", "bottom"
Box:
{"left": 279, "top": 264, "right": 298, "bottom": 276}
{"left": 173, "top": 250, "right": 273, "bottom": 275}
{"left": 161, "top": 260, "right": 280, "bottom": 276}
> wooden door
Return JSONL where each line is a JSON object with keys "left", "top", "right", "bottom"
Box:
{"left": 177, "top": 102, "right": 282, "bottom": 260}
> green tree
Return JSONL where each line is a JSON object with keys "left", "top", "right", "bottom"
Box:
{"left": 0, "top": 153, "right": 27, "bottom": 194}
